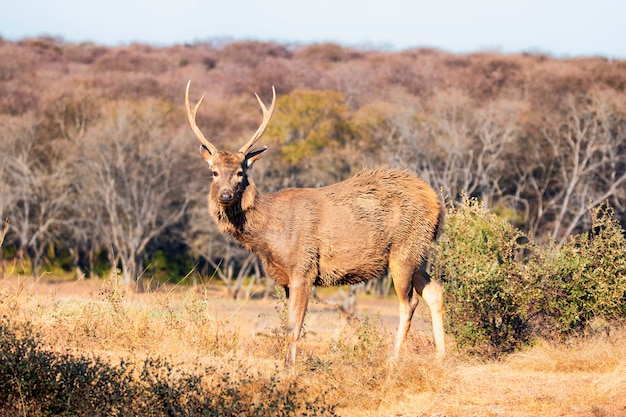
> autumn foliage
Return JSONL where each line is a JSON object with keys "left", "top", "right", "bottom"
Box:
{"left": 1, "top": 36, "right": 626, "bottom": 283}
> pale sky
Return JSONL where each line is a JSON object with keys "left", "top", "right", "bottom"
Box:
{"left": 1, "top": 0, "right": 625, "bottom": 58}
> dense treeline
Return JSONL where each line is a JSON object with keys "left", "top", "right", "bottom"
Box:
{"left": 1, "top": 36, "right": 625, "bottom": 284}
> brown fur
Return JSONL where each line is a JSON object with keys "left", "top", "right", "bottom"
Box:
{"left": 187, "top": 83, "right": 446, "bottom": 370}
{"left": 204, "top": 151, "right": 446, "bottom": 370}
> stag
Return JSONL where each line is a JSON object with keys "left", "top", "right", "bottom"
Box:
{"left": 185, "top": 81, "right": 446, "bottom": 370}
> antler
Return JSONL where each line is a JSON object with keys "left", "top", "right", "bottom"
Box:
{"left": 185, "top": 80, "right": 219, "bottom": 155}
{"left": 238, "top": 86, "right": 276, "bottom": 155}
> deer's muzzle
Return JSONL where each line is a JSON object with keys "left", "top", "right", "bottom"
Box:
{"left": 218, "top": 191, "right": 235, "bottom": 206}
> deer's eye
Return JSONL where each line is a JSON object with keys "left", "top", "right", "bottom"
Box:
{"left": 236, "top": 171, "right": 244, "bottom": 177}
{"left": 212, "top": 171, "right": 219, "bottom": 177}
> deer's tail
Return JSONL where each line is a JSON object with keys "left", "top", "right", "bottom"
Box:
{"left": 433, "top": 204, "right": 446, "bottom": 241}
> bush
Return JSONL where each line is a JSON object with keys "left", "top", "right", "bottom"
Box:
{"left": 0, "top": 320, "right": 338, "bottom": 417}
{"left": 434, "top": 198, "right": 540, "bottom": 357}
{"left": 0, "top": 320, "right": 138, "bottom": 416}
{"left": 330, "top": 313, "right": 389, "bottom": 368}
{"left": 435, "top": 200, "right": 626, "bottom": 358}
{"left": 536, "top": 205, "right": 626, "bottom": 338}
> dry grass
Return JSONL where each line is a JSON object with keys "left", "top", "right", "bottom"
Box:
{"left": 1, "top": 274, "right": 625, "bottom": 417}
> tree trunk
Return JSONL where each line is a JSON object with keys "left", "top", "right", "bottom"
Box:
{"left": 28, "top": 251, "right": 40, "bottom": 278}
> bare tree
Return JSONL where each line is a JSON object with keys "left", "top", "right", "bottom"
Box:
{"left": 421, "top": 91, "right": 519, "bottom": 204}
{"left": 0, "top": 115, "right": 74, "bottom": 276}
{"left": 0, "top": 122, "right": 14, "bottom": 277}
{"left": 515, "top": 92, "right": 626, "bottom": 242}
{"left": 373, "top": 90, "right": 520, "bottom": 207}
{"left": 79, "top": 99, "right": 189, "bottom": 285}
{"left": 63, "top": 189, "right": 105, "bottom": 278}
{"left": 40, "top": 82, "right": 101, "bottom": 142}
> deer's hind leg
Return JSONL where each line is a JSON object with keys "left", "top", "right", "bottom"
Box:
{"left": 389, "top": 261, "right": 421, "bottom": 358}
{"left": 413, "top": 264, "right": 445, "bottom": 357}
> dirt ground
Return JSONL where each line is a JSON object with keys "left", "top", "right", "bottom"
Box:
{"left": 2, "top": 275, "right": 433, "bottom": 341}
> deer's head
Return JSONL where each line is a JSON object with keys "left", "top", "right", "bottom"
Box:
{"left": 185, "top": 81, "right": 276, "bottom": 207}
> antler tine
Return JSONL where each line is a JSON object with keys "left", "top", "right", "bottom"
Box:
{"left": 185, "top": 80, "right": 219, "bottom": 155}
{"left": 238, "top": 86, "right": 276, "bottom": 155}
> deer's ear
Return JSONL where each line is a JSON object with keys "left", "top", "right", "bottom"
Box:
{"left": 245, "top": 146, "right": 267, "bottom": 168}
{"left": 198, "top": 145, "right": 214, "bottom": 167}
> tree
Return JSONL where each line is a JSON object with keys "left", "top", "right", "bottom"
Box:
{"left": 0, "top": 122, "right": 15, "bottom": 277}
{"left": 420, "top": 90, "right": 520, "bottom": 204}
{"left": 515, "top": 91, "right": 626, "bottom": 242}
{"left": 0, "top": 114, "right": 74, "bottom": 276}
{"left": 79, "top": 99, "right": 189, "bottom": 285}
{"left": 264, "top": 89, "right": 354, "bottom": 185}
{"left": 39, "top": 80, "right": 100, "bottom": 142}
{"left": 362, "top": 90, "right": 520, "bottom": 207}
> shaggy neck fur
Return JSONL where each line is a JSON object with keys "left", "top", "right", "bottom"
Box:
{"left": 209, "top": 176, "right": 260, "bottom": 239}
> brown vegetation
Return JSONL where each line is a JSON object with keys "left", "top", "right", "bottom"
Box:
{"left": 0, "top": 275, "right": 624, "bottom": 416}
{"left": 1, "top": 37, "right": 625, "bottom": 284}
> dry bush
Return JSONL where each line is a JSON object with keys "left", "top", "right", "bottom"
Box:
{"left": 0, "top": 278, "right": 338, "bottom": 416}
{"left": 506, "top": 330, "right": 626, "bottom": 374}
{"left": 295, "top": 313, "right": 449, "bottom": 415}
{"left": 0, "top": 320, "right": 339, "bottom": 417}
{"left": 0, "top": 274, "right": 449, "bottom": 416}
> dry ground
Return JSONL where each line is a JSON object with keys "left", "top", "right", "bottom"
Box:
{"left": 1, "top": 274, "right": 625, "bottom": 417}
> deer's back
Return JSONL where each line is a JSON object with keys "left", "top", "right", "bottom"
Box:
{"left": 324, "top": 167, "right": 441, "bottom": 255}
{"left": 259, "top": 168, "right": 442, "bottom": 287}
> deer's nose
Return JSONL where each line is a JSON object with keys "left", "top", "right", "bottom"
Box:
{"left": 219, "top": 192, "right": 234, "bottom": 205}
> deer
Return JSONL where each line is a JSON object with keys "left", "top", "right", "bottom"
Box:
{"left": 185, "top": 81, "right": 446, "bottom": 370}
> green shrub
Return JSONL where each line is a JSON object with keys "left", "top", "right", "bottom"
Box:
{"left": 535, "top": 205, "right": 626, "bottom": 338}
{"left": 435, "top": 200, "right": 626, "bottom": 358}
{"left": 145, "top": 249, "right": 196, "bottom": 283}
{"left": 434, "top": 198, "right": 540, "bottom": 357}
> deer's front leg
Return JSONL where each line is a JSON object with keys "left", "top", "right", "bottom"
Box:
{"left": 284, "top": 281, "right": 311, "bottom": 370}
